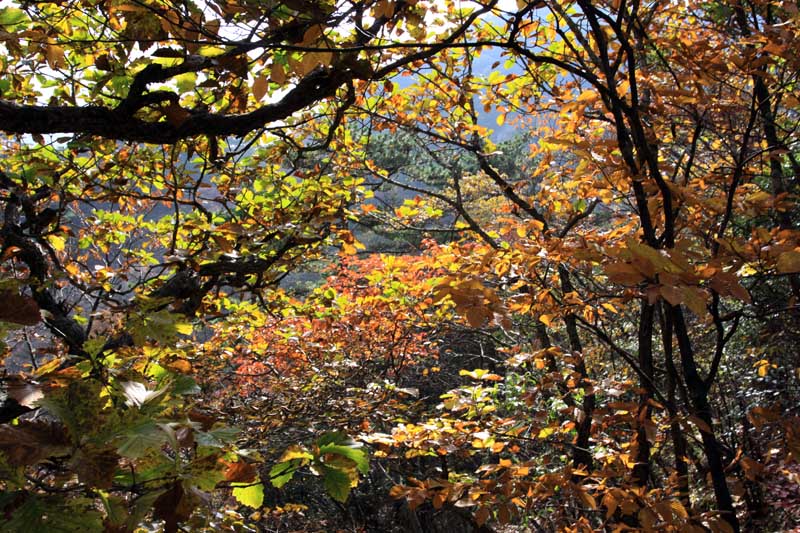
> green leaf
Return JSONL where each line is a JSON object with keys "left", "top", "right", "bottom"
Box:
{"left": 126, "top": 489, "right": 163, "bottom": 531}
{"left": 195, "top": 426, "right": 240, "bottom": 448}
{"left": 0, "top": 7, "right": 26, "bottom": 27}
{"left": 189, "top": 463, "right": 225, "bottom": 491}
{"left": 318, "top": 444, "right": 369, "bottom": 475}
{"left": 269, "top": 460, "right": 299, "bottom": 488}
{"left": 117, "top": 420, "right": 167, "bottom": 458}
{"left": 315, "top": 431, "right": 349, "bottom": 447}
{"left": 232, "top": 482, "right": 264, "bottom": 508}
{"left": 82, "top": 336, "right": 108, "bottom": 358}
{"left": 321, "top": 466, "right": 352, "bottom": 503}
{"left": 128, "top": 309, "right": 193, "bottom": 345}
{"left": 0, "top": 494, "right": 103, "bottom": 533}
{"left": 98, "top": 492, "right": 128, "bottom": 529}
{"left": 172, "top": 374, "right": 201, "bottom": 395}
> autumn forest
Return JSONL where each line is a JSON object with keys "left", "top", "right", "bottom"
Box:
{"left": 0, "top": 0, "right": 799, "bottom": 531}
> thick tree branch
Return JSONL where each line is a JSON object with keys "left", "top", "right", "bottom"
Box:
{"left": 0, "top": 67, "right": 351, "bottom": 143}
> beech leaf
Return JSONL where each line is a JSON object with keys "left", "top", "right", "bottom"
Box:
{"left": 232, "top": 482, "right": 264, "bottom": 508}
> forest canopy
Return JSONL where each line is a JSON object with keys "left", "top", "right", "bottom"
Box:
{"left": 1, "top": 0, "right": 799, "bottom": 531}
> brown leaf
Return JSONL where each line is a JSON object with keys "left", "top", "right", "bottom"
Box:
{"left": 45, "top": 43, "right": 66, "bottom": 69}
{"left": 94, "top": 54, "right": 112, "bottom": 71}
{"left": 602, "top": 491, "right": 618, "bottom": 519}
{"left": 188, "top": 409, "right": 216, "bottom": 431}
{"left": 432, "top": 492, "right": 446, "bottom": 510}
{"left": 204, "top": 19, "right": 221, "bottom": 37}
{"left": 682, "top": 286, "right": 708, "bottom": 317}
{"left": 604, "top": 262, "right": 646, "bottom": 285}
{"left": 0, "top": 246, "right": 21, "bottom": 261}
{"left": 474, "top": 506, "right": 490, "bottom": 526}
{"left": 576, "top": 487, "right": 597, "bottom": 510}
{"left": 300, "top": 24, "right": 323, "bottom": 46}
{"left": 270, "top": 62, "right": 286, "bottom": 85}
{"left": 0, "top": 290, "right": 41, "bottom": 326}
{"left": 687, "top": 414, "right": 713, "bottom": 435}
{"left": 465, "top": 306, "right": 487, "bottom": 328}
{"left": 252, "top": 75, "right": 268, "bottom": 102}
{"left": 659, "top": 285, "right": 683, "bottom": 307}
{"left": 777, "top": 250, "right": 800, "bottom": 273}
{"left": 225, "top": 460, "right": 257, "bottom": 483}
{"left": 739, "top": 456, "right": 764, "bottom": 481}
{"left": 71, "top": 447, "right": 120, "bottom": 489}
{"left": 153, "top": 482, "right": 195, "bottom": 533}
{"left": 163, "top": 103, "right": 191, "bottom": 127}
{"left": 497, "top": 503, "right": 512, "bottom": 524}
{"left": 176, "top": 425, "right": 195, "bottom": 449}
{"left": 0, "top": 422, "right": 70, "bottom": 466}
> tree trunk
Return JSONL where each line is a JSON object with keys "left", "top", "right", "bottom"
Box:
{"left": 633, "top": 301, "right": 655, "bottom": 487}
{"left": 671, "top": 305, "right": 739, "bottom": 532}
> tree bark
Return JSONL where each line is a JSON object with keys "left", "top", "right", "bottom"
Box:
{"left": 671, "top": 305, "right": 739, "bottom": 532}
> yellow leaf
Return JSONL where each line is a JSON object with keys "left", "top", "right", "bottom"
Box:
{"left": 174, "top": 321, "right": 193, "bottom": 335}
{"left": 755, "top": 359, "right": 770, "bottom": 377}
{"left": 576, "top": 89, "right": 596, "bottom": 102}
{"left": 537, "top": 427, "right": 556, "bottom": 438}
{"left": 496, "top": 113, "right": 505, "bottom": 126}
{"left": 539, "top": 314, "right": 552, "bottom": 327}
{"left": 601, "top": 302, "right": 618, "bottom": 313}
{"left": 49, "top": 234, "right": 66, "bottom": 252}
{"left": 278, "top": 445, "right": 313, "bottom": 463}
